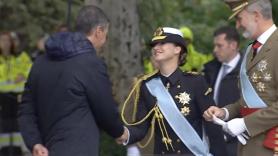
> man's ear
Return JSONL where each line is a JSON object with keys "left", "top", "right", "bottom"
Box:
{"left": 253, "top": 10, "right": 261, "bottom": 22}
{"left": 88, "top": 26, "right": 102, "bottom": 38}
{"left": 230, "top": 41, "right": 238, "bottom": 51}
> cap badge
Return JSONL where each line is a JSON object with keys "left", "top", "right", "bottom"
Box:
{"left": 153, "top": 27, "right": 164, "bottom": 37}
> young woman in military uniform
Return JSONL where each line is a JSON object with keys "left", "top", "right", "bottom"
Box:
{"left": 121, "top": 27, "right": 226, "bottom": 155}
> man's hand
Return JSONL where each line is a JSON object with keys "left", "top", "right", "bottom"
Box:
{"left": 116, "top": 127, "right": 129, "bottom": 145}
{"left": 33, "top": 144, "right": 48, "bottom": 156}
{"left": 203, "top": 106, "right": 226, "bottom": 121}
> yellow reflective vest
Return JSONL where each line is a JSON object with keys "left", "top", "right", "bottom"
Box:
{"left": 0, "top": 52, "right": 32, "bottom": 93}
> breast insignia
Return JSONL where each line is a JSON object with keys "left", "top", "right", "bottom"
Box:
{"left": 175, "top": 92, "right": 191, "bottom": 105}
{"left": 204, "top": 88, "right": 212, "bottom": 96}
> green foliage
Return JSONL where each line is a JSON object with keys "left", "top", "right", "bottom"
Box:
{"left": 100, "top": 132, "right": 126, "bottom": 156}
{"left": 0, "top": 0, "right": 84, "bottom": 49}
{"left": 138, "top": 0, "right": 278, "bottom": 56}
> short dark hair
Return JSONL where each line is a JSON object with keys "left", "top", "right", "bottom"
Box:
{"left": 213, "top": 26, "right": 240, "bottom": 45}
{"left": 75, "top": 5, "right": 109, "bottom": 34}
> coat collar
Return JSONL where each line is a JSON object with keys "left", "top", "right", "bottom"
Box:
{"left": 247, "top": 29, "right": 278, "bottom": 71}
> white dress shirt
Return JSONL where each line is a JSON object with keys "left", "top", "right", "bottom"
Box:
{"left": 256, "top": 24, "right": 277, "bottom": 52}
{"left": 213, "top": 53, "right": 241, "bottom": 105}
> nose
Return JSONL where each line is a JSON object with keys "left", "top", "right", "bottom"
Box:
{"left": 236, "top": 20, "right": 240, "bottom": 29}
{"left": 152, "top": 43, "right": 161, "bottom": 51}
{"left": 213, "top": 46, "right": 218, "bottom": 55}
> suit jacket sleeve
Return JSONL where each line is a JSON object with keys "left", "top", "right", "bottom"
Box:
{"left": 18, "top": 65, "right": 42, "bottom": 151}
{"left": 195, "top": 76, "right": 227, "bottom": 156}
{"left": 85, "top": 58, "right": 124, "bottom": 138}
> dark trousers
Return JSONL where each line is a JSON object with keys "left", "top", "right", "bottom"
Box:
{"left": 226, "top": 140, "right": 238, "bottom": 156}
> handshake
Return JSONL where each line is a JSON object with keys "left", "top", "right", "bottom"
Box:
{"left": 116, "top": 127, "right": 129, "bottom": 145}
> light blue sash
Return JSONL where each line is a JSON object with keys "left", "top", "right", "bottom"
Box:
{"left": 240, "top": 45, "right": 267, "bottom": 108}
{"left": 146, "top": 78, "right": 212, "bottom": 156}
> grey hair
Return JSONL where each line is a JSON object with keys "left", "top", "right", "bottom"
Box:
{"left": 75, "top": 5, "right": 109, "bottom": 34}
{"left": 246, "top": 0, "right": 272, "bottom": 19}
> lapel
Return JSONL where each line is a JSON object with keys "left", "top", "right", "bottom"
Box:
{"left": 227, "top": 55, "right": 242, "bottom": 76}
{"left": 247, "top": 29, "right": 278, "bottom": 71}
{"left": 209, "top": 60, "right": 221, "bottom": 86}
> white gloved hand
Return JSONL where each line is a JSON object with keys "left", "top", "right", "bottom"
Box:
{"left": 226, "top": 118, "right": 246, "bottom": 136}
{"left": 212, "top": 116, "right": 248, "bottom": 145}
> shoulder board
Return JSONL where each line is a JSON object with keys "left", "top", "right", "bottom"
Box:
{"left": 184, "top": 71, "right": 201, "bottom": 76}
{"left": 136, "top": 70, "right": 159, "bottom": 82}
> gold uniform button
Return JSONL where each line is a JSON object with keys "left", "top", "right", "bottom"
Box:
{"left": 176, "top": 139, "right": 181, "bottom": 143}
{"left": 177, "top": 150, "right": 181, "bottom": 154}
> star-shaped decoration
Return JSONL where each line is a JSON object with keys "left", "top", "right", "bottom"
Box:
{"left": 256, "top": 82, "right": 266, "bottom": 92}
{"left": 175, "top": 92, "right": 191, "bottom": 105}
{"left": 180, "top": 106, "right": 190, "bottom": 116}
{"left": 257, "top": 60, "right": 268, "bottom": 72}
{"left": 263, "top": 73, "right": 272, "bottom": 82}
{"left": 251, "top": 72, "right": 260, "bottom": 83}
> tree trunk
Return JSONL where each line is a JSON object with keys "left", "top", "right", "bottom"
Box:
{"left": 85, "top": 0, "right": 143, "bottom": 103}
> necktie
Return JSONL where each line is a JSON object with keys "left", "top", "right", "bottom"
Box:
{"left": 220, "top": 64, "right": 230, "bottom": 80}
{"left": 214, "top": 64, "right": 230, "bottom": 105}
{"left": 251, "top": 40, "right": 262, "bottom": 60}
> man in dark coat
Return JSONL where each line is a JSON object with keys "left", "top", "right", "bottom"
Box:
{"left": 18, "top": 5, "right": 127, "bottom": 156}
{"left": 203, "top": 26, "right": 242, "bottom": 156}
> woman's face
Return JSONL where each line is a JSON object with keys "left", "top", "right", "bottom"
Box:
{"left": 151, "top": 42, "right": 181, "bottom": 64}
{"left": 0, "top": 34, "right": 12, "bottom": 56}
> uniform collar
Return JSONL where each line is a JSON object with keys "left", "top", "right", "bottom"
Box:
{"left": 159, "top": 68, "right": 183, "bottom": 86}
{"left": 257, "top": 24, "right": 277, "bottom": 45}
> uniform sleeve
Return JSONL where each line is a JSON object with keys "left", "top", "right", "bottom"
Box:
{"left": 18, "top": 65, "right": 42, "bottom": 151}
{"left": 84, "top": 59, "right": 124, "bottom": 138}
{"left": 127, "top": 83, "right": 153, "bottom": 144}
{"left": 195, "top": 76, "right": 215, "bottom": 112}
{"left": 194, "top": 76, "right": 227, "bottom": 156}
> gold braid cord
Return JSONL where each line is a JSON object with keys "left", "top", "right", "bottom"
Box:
{"left": 121, "top": 70, "right": 158, "bottom": 126}
{"left": 121, "top": 70, "right": 174, "bottom": 150}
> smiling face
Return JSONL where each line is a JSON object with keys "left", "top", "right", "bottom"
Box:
{"left": 151, "top": 42, "right": 181, "bottom": 65}
{"left": 235, "top": 9, "right": 258, "bottom": 39}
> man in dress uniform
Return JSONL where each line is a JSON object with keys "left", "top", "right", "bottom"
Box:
{"left": 203, "top": 0, "right": 278, "bottom": 156}
{"left": 120, "top": 27, "right": 226, "bottom": 155}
